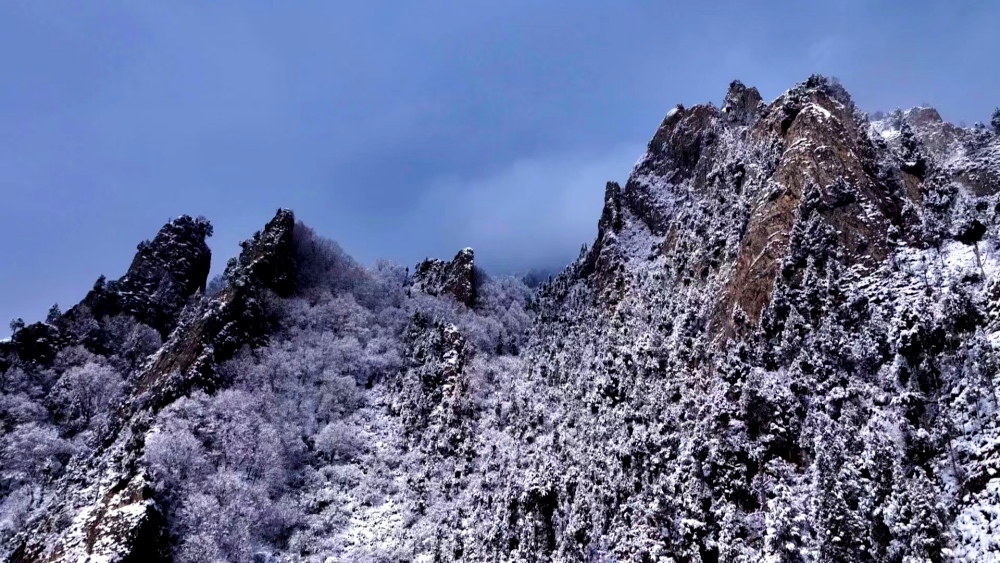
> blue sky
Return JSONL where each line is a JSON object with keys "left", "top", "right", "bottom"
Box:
{"left": 2, "top": 1, "right": 999, "bottom": 331}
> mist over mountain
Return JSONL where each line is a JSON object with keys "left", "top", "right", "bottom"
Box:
{"left": 3, "top": 76, "right": 1000, "bottom": 562}
{"left": 6, "top": 2, "right": 1000, "bottom": 339}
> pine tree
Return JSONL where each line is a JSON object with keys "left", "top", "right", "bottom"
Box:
{"left": 8, "top": 318, "right": 24, "bottom": 336}
{"left": 45, "top": 304, "right": 61, "bottom": 324}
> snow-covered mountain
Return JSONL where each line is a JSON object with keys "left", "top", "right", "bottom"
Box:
{"left": 3, "top": 76, "right": 1000, "bottom": 562}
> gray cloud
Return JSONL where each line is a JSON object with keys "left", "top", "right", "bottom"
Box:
{"left": 405, "top": 144, "right": 643, "bottom": 272}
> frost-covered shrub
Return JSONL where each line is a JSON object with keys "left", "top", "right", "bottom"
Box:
{"left": 51, "top": 345, "right": 100, "bottom": 373}
{"left": 0, "top": 486, "right": 32, "bottom": 537}
{"left": 50, "top": 362, "right": 123, "bottom": 431}
{"left": 144, "top": 390, "right": 299, "bottom": 561}
{"left": 315, "top": 370, "right": 363, "bottom": 420}
{"left": 0, "top": 423, "right": 76, "bottom": 489}
{"left": 0, "top": 364, "right": 59, "bottom": 402}
{"left": 460, "top": 275, "right": 532, "bottom": 355}
{"left": 102, "top": 315, "right": 162, "bottom": 371}
{"left": 293, "top": 222, "right": 372, "bottom": 299}
{"left": 315, "top": 420, "right": 366, "bottom": 461}
{"left": 144, "top": 426, "right": 209, "bottom": 497}
{"left": 0, "top": 392, "right": 47, "bottom": 430}
{"left": 173, "top": 472, "right": 297, "bottom": 563}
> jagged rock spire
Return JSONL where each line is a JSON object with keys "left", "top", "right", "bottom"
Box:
{"left": 79, "top": 214, "right": 213, "bottom": 337}
{"left": 224, "top": 208, "right": 297, "bottom": 297}
{"left": 722, "top": 80, "right": 764, "bottom": 125}
{"left": 6, "top": 209, "right": 299, "bottom": 563}
{"left": 412, "top": 247, "right": 478, "bottom": 307}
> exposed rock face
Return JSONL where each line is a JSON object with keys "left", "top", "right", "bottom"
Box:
{"left": 393, "top": 316, "right": 472, "bottom": 440}
{"left": 719, "top": 78, "right": 908, "bottom": 334}
{"left": 134, "top": 208, "right": 296, "bottom": 411}
{"left": 0, "top": 217, "right": 214, "bottom": 369}
{"left": 591, "top": 76, "right": 911, "bottom": 338}
{"left": 721, "top": 80, "right": 764, "bottom": 126}
{"left": 223, "top": 208, "right": 297, "bottom": 298}
{"left": 581, "top": 181, "right": 626, "bottom": 303}
{"left": 903, "top": 106, "right": 999, "bottom": 196}
{"left": 6, "top": 210, "right": 297, "bottom": 563}
{"left": 484, "top": 76, "right": 1000, "bottom": 562}
{"left": 412, "top": 248, "right": 477, "bottom": 307}
{"left": 75, "top": 215, "right": 213, "bottom": 338}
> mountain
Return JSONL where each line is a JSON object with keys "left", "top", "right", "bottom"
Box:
{"left": 2, "top": 75, "right": 1000, "bottom": 562}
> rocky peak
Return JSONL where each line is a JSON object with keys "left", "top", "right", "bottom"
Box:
{"left": 124, "top": 215, "right": 213, "bottom": 290}
{"left": 142, "top": 208, "right": 297, "bottom": 400}
{"left": 77, "top": 215, "right": 212, "bottom": 339}
{"left": 722, "top": 80, "right": 764, "bottom": 125}
{"left": 2, "top": 216, "right": 214, "bottom": 368}
{"left": 643, "top": 103, "right": 720, "bottom": 191}
{"left": 224, "top": 208, "right": 297, "bottom": 297}
{"left": 412, "top": 248, "right": 477, "bottom": 307}
{"left": 731, "top": 78, "right": 910, "bottom": 330}
{"left": 580, "top": 75, "right": 914, "bottom": 337}
{"left": 116, "top": 215, "right": 213, "bottom": 333}
{"left": 6, "top": 209, "right": 299, "bottom": 563}
{"left": 908, "top": 106, "right": 944, "bottom": 127}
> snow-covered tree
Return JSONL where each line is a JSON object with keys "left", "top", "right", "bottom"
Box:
{"left": 50, "top": 362, "right": 123, "bottom": 431}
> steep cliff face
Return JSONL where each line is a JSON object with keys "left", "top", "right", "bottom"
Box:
{"left": 478, "top": 76, "right": 1000, "bottom": 562}
{"left": 607, "top": 77, "right": 913, "bottom": 340}
{"left": 412, "top": 248, "right": 478, "bottom": 307}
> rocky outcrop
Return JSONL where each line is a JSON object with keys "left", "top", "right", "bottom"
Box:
{"left": 412, "top": 248, "right": 477, "bottom": 307}
{"left": 896, "top": 106, "right": 1000, "bottom": 196}
{"left": 717, "top": 77, "right": 909, "bottom": 333}
{"left": 582, "top": 181, "right": 623, "bottom": 275}
{"left": 721, "top": 80, "right": 764, "bottom": 126}
{"left": 584, "top": 76, "right": 914, "bottom": 338}
{"left": 0, "top": 217, "right": 214, "bottom": 369}
{"left": 223, "top": 208, "right": 297, "bottom": 298}
{"left": 581, "top": 181, "right": 627, "bottom": 303}
{"left": 72, "top": 215, "right": 213, "bottom": 339}
{"left": 391, "top": 315, "right": 474, "bottom": 471}
{"left": 6, "top": 209, "right": 298, "bottom": 563}
{"left": 133, "top": 209, "right": 296, "bottom": 412}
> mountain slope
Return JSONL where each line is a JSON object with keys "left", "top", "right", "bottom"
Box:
{"left": 476, "top": 76, "right": 1000, "bottom": 562}
{"left": 2, "top": 76, "right": 1000, "bottom": 562}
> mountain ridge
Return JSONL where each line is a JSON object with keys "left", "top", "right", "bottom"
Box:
{"left": 2, "top": 75, "right": 1000, "bottom": 561}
